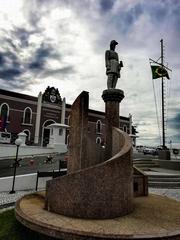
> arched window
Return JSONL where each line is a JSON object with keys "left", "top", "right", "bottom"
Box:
{"left": 23, "top": 129, "right": 31, "bottom": 143}
{"left": 0, "top": 103, "right": 9, "bottom": 119}
{"left": 96, "top": 137, "right": 101, "bottom": 145}
{"left": 96, "top": 120, "right": 102, "bottom": 134}
{"left": 23, "top": 107, "right": 32, "bottom": 124}
{"left": 59, "top": 128, "right": 63, "bottom": 135}
{"left": 123, "top": 125, "right": 127, "bottom": 133}
{"left": 0, "top": 103, "right": 9, "bottom": 131}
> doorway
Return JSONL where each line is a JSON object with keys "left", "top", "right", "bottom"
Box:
{"left": 42, "top": 119, "right": 55, "bottom": 146}
{"left": 43, "top": 128, "right": 50, "bottom": 146}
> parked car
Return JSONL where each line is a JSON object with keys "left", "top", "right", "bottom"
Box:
{"left": 136, "top": 145, "right": 145, "bottom": 153}
{"left": 156, "top": 145, "right": 169, "bottom": 150}
{"left": 143, "top": 148, "right": 157, "bottom": 155}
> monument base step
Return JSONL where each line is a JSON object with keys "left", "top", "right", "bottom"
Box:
{"left": 15, "top": 192, "right": 180, "bottom": 240}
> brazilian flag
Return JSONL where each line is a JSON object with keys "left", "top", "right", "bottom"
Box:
{"left": 151, "top": 65, "right": 170, "bottom": 79}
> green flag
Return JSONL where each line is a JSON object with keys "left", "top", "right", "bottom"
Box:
{"left": 151, "top": 65, "right": 170, "bottom": 79}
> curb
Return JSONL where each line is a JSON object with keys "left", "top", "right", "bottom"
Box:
{"left": 0, "top": 202, "right": 15, "bottom": 209}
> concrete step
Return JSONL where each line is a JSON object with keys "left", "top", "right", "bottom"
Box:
{"left": 148, "top": 174, "right": 180, "bottom": 188}
{"left": 148, "top": 174, "right": 180, "bottom": 179}
{"left": 133, "top": 160, "right": 159, "bottom": 167}
{"left": 134, "top": 163, "right": 159, "bottom": 168}
{"left": 133, "top": 159, "right": 154, "bottom": 164}
{"left": 149, "top": 181, "right": 180, "bottom": 188}
{"left": 149, "top": 177, "right": 180, "bottom": 182}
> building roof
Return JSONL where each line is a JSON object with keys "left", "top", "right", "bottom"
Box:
{"left": 0, "top": 88, "right": 37, "bottom": 101}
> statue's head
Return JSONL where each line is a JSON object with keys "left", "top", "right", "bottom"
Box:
{"left": 110, "top": 40, "right": 118, "bottom": 50}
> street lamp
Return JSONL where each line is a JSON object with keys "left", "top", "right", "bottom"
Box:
{"left": 9, "top": 138, "right": 22, "bottom": 194}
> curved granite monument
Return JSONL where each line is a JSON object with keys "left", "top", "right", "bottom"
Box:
{"left": 45, "top": 91, "right": 134, "bottom": 219}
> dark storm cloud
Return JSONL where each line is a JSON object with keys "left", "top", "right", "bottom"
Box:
{"left": 0, "top": 26, "right": 34, "bottom": 51}
{"left": 0, "top": 50, "right": 25, "bottom": 88}
{"left": 0, "top": 26, "right": 35, "bottom": 83}
{"left": 22, "top": 1, "right": 44, "bottom": 29}
{"left": 28, "top": 43, "right": 61, "bottom": 71}
{"left": 0, "top": 53, "right": 6, "bottom": 66}
{"left": 0, "top": 27, "right": 62, "bottom": 89}
{"left": 3, "top": 37, "right": 18, "bottom": 51}
{"left": 12, "top": 27, "right": 34, "bottom": 48}
{"left": 28, "top": 44, "right": 50, "bottom": 70}
{"left": 41, "top": 66, "right": 75, "bottom": 78}
{"left": 0, "top": 55, "right": 3, "bottom": 65}
{"left": 28, "top": 11, "right": 41, "bottom": 28}
{"left": 144, "top": 1, "right": 169, "bottom": 23}
{"left": 0, "top": 50, "right": 24, "bottom": 81}
{"left": 51, "top": 66, "right": 75, "bottom": 75}
{"left": 0, "top": 77, "right": 37, "bottom": 90}
{"left": 99, "top": 0, "right": 114, "bottom": 12}
{"left": 0, "top": 50, "right": 19, "bottom": 67}
{"left": 111, "top": 3, "right": 143, "bottom": 34}
{"left": 171, "top": 5, "right": 180, "bottom": 35}
{"left": 0, "top": 68, "right": 22, "bottom": 80}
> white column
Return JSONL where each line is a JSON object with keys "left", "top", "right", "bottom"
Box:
{"left": 61, "top": 97, "right": 66, "bottom": 124}
{"left": 34, "top": 92, "right": 42, "bottom": 144}
{"left": 129, "top": 113, "right": 132, "bottom": 135}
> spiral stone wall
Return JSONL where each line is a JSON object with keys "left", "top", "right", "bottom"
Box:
{"left": 45, "top": 91, "right": 134, "bottom": 219}
{"left": 45, "top": 127, "right": 133, "bottom": 219}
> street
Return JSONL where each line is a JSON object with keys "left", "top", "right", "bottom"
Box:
{"left": 0, "top": 154, "right": 66, "bottom": 178}
{"left": 0, "top": 150, "right": 157, "bottom": 178}
{"left": 133, "top": 150, "right": 158, "bottom": 160}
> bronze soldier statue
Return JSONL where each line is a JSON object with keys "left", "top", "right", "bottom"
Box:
{"left": 105, "top": 40, "right": 123, "bottom": 89}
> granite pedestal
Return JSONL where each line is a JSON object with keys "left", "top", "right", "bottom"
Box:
{"left": 102, "top": 89, "right": 124, "bottom": 160}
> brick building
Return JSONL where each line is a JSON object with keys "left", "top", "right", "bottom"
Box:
{"left": 0, "top": 87, "right": 137, "bottom": 146}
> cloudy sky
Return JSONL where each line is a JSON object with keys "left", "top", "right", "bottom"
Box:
{"left": 0, "top": 0, "right": 179, "bottom": 147}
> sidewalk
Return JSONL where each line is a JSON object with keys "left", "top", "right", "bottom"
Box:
{"left": 0, "top": 189, "right": 35, "bottom": 210}
{"left": 149, "top": 188, "right": 180, "bottom": 201}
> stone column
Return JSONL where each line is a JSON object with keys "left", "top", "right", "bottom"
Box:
{"left": 102, "top": 89, "right": 124, "bottom": 160}
{"left": 129, "top": 113, "right": 132, "bottom": 135}
{"left": 34, "top": 92, "right": 42, "bottom": 144}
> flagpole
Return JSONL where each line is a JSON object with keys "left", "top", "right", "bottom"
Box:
{"left": 160, "top": 39, "right": 165, "bottom": 148}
